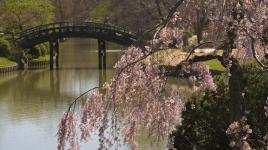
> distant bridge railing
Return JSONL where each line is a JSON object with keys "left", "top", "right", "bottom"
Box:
{"left": 15, "top": 21, "right": 135, "bottom": 38}
{"left": 14, "top": 21, "right": 138, "bottom": 48}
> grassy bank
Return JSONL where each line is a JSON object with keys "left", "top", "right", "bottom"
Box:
{"left": 0, "top": 57, "right": 17, "bottom": 67}
{"left": 204, "top": 59, "right": 225, "bottom": 71}
{"left": 153, "top": 49, "right": 187, "bottom": 66}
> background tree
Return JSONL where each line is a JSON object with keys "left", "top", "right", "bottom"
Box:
{"left": 53, "top": 0, "right": 97, "bottom": 22}
{"left": 0, "top": 0, "right": 54, "bottom": 31}
{"left": 107, "top": 0, "right": 178, "bottom": 36}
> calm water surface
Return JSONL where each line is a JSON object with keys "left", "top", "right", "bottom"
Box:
{"left": 0, "top": 39, "right": 164, "bottom": 150}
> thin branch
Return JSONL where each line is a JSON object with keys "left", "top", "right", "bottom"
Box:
{"left": 154, "top": 0, "right": 164, "bottom": 21}
{"left": 66, "top": 86, "right": 101, "bottom": 113}
{"left": 134, "top": 0, "right": 185, "bottom": 51}
{"left": 153, "top": 0, "right": 184, "bottom": 39}
{"left": 164, "top": 0, "right": 184, "bottom": 27}
{"left": 238, "top": 26, "right": 268, "bottom": 70}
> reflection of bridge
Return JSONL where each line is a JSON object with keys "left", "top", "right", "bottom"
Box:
{"left": 14, "top": 21, "right": 138, "bottom": 69}
{"left": 0, "top": 69, "right": 107, "bottom": 101}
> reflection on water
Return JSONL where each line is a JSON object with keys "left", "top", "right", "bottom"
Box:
{"left": 0, "top": 69, "right": 107, "bottom": 150}
{"left": 59, "top": 38, "right": 125, "bottom": 69}
{"left": 0, "top": 39, "right": 165, "bottom": 150}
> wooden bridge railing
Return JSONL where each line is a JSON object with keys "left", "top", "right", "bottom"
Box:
{"left": 14, "top": 21, "right": 136, "bottom": 41}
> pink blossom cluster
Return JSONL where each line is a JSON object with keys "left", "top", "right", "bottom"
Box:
{"left": 264, "top": 97, "right": 268, "bottom": 117}
{"left": 57, "top": 112, "right": 79, "bottom": 150}
{"left": 109, "top": 59, "right": 184, "bottom": 149}
{"left": 113, "top": 46, "right": 147, "bottom": 69}
{"left": 226, "top": 116, "right": 252, "bottom": 150}
{"left": 192, "top": 62, "right": 217, "bottom": 91}
{"left": 152, "top": 27, "right": 182, "bottom": 49}
{"left": 170, "top": 12, "right": 183, "bottom": 25}
{"left": 80, "top": 91, "right": 106, "bottom": 142}
{"left": 58, "top": 56, "right": 185, "bottom": 150}
{"left": 121, "top": 85, "right": 184, "bottom": 149}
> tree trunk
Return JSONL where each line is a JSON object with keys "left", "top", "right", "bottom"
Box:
{"left": 195, "top": 11, "right": 203, "bottom": 44}
{"left": 229, "top": 58, "right": 244, "bottom": 121}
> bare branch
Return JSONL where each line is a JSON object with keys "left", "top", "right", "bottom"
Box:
{"left": 66, "top": 86, "right": 101, "bottom": 113}
{"left": 238, "top": 26, "right": 268, "bottom": 70}
{"left": 249, "top": 36, "right": 268, "bottom": 70}
{"left": 153, "top": 0, "right": 184, "bottom": 38}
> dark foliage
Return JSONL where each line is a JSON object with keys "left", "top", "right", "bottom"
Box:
{"left": 29, "top": 44, "right": 48, "bottom": 58}
{"left": 172, "top": 62, "right": 268, "bottom": 150}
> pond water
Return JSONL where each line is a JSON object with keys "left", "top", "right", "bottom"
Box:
{"left": 0, "top": 39, "right": 165, "bottom": 150}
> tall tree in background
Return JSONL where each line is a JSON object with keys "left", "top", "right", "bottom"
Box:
{"left": 53, "top": 0, "right": 97, "bottom": 22}
{"left": 107, "top": 0, "right": 178, "bottom": 35}
{"left": 0, "top": 0, "right": 54, "bottom": 31}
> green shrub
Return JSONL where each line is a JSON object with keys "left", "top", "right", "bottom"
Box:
{"left": 38, "top": 43, "right": 49, "bottom": 56}
{"left": 172, "top": 62, "right": 268, "bottom": 150}
{"left": 29, "top": 43, "right": 49, "bottom": 58}
{"left": 0, "top": 37, "right": 11, "bottom": 57}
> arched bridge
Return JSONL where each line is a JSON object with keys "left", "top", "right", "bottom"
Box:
{"left": 14, "top": 21, "right": 138, "bottom": 69}
{"left": 14, "top": 21, "right": 137, "bottom": 48}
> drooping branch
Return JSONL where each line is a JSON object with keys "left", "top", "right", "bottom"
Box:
{"left": 249, "top": 36, "right": 268, "bottom": 70}
{"left": 66, "top": 40, "right": 227, "bottom": 114}
{"left": 66, "top": 86, "right": 101, "bottom": 113}
{"left": 139, "top": 0, "right": 184, "bottom": 42}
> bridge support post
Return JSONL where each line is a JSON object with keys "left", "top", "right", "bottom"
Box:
{"left": 49, "top": 40, "right": 59, "bottom": 70}
{"left": 49, "top": 42, "right": 54, "bottom": 70}
{"left": 98, "top": 39, "right": 106, "bottom": 69}
{"left": 55, "top": 41, "right": 59, "bottom": 69}
{"left": 99, "top": 69, "right": 107, "bottom": 87}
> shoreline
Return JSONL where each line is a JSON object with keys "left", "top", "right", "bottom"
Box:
{"left": 0, "top": 59, "right": 51, "bottom": 73}
{"left": 0, "top": 64, "right": 18, "bottom": 73}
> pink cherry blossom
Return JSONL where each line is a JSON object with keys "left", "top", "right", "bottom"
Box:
{"left": 226, "top": 116, "right": 252, "bottom": 150}
{"left": 264, "top": 97, "right": 268, "bottom": 117}
{"left": 57, "top": 112, "right": 79, "bottom": 150}
{"left": 192, "top": 62, "right": 217, "bottom": 91}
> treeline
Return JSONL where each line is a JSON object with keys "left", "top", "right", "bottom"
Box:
{"left": 53, "top": 0, "right": 179, "bottom": 34}
{"left": 0, "top": 0, "right": 179, "bottom": 33}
